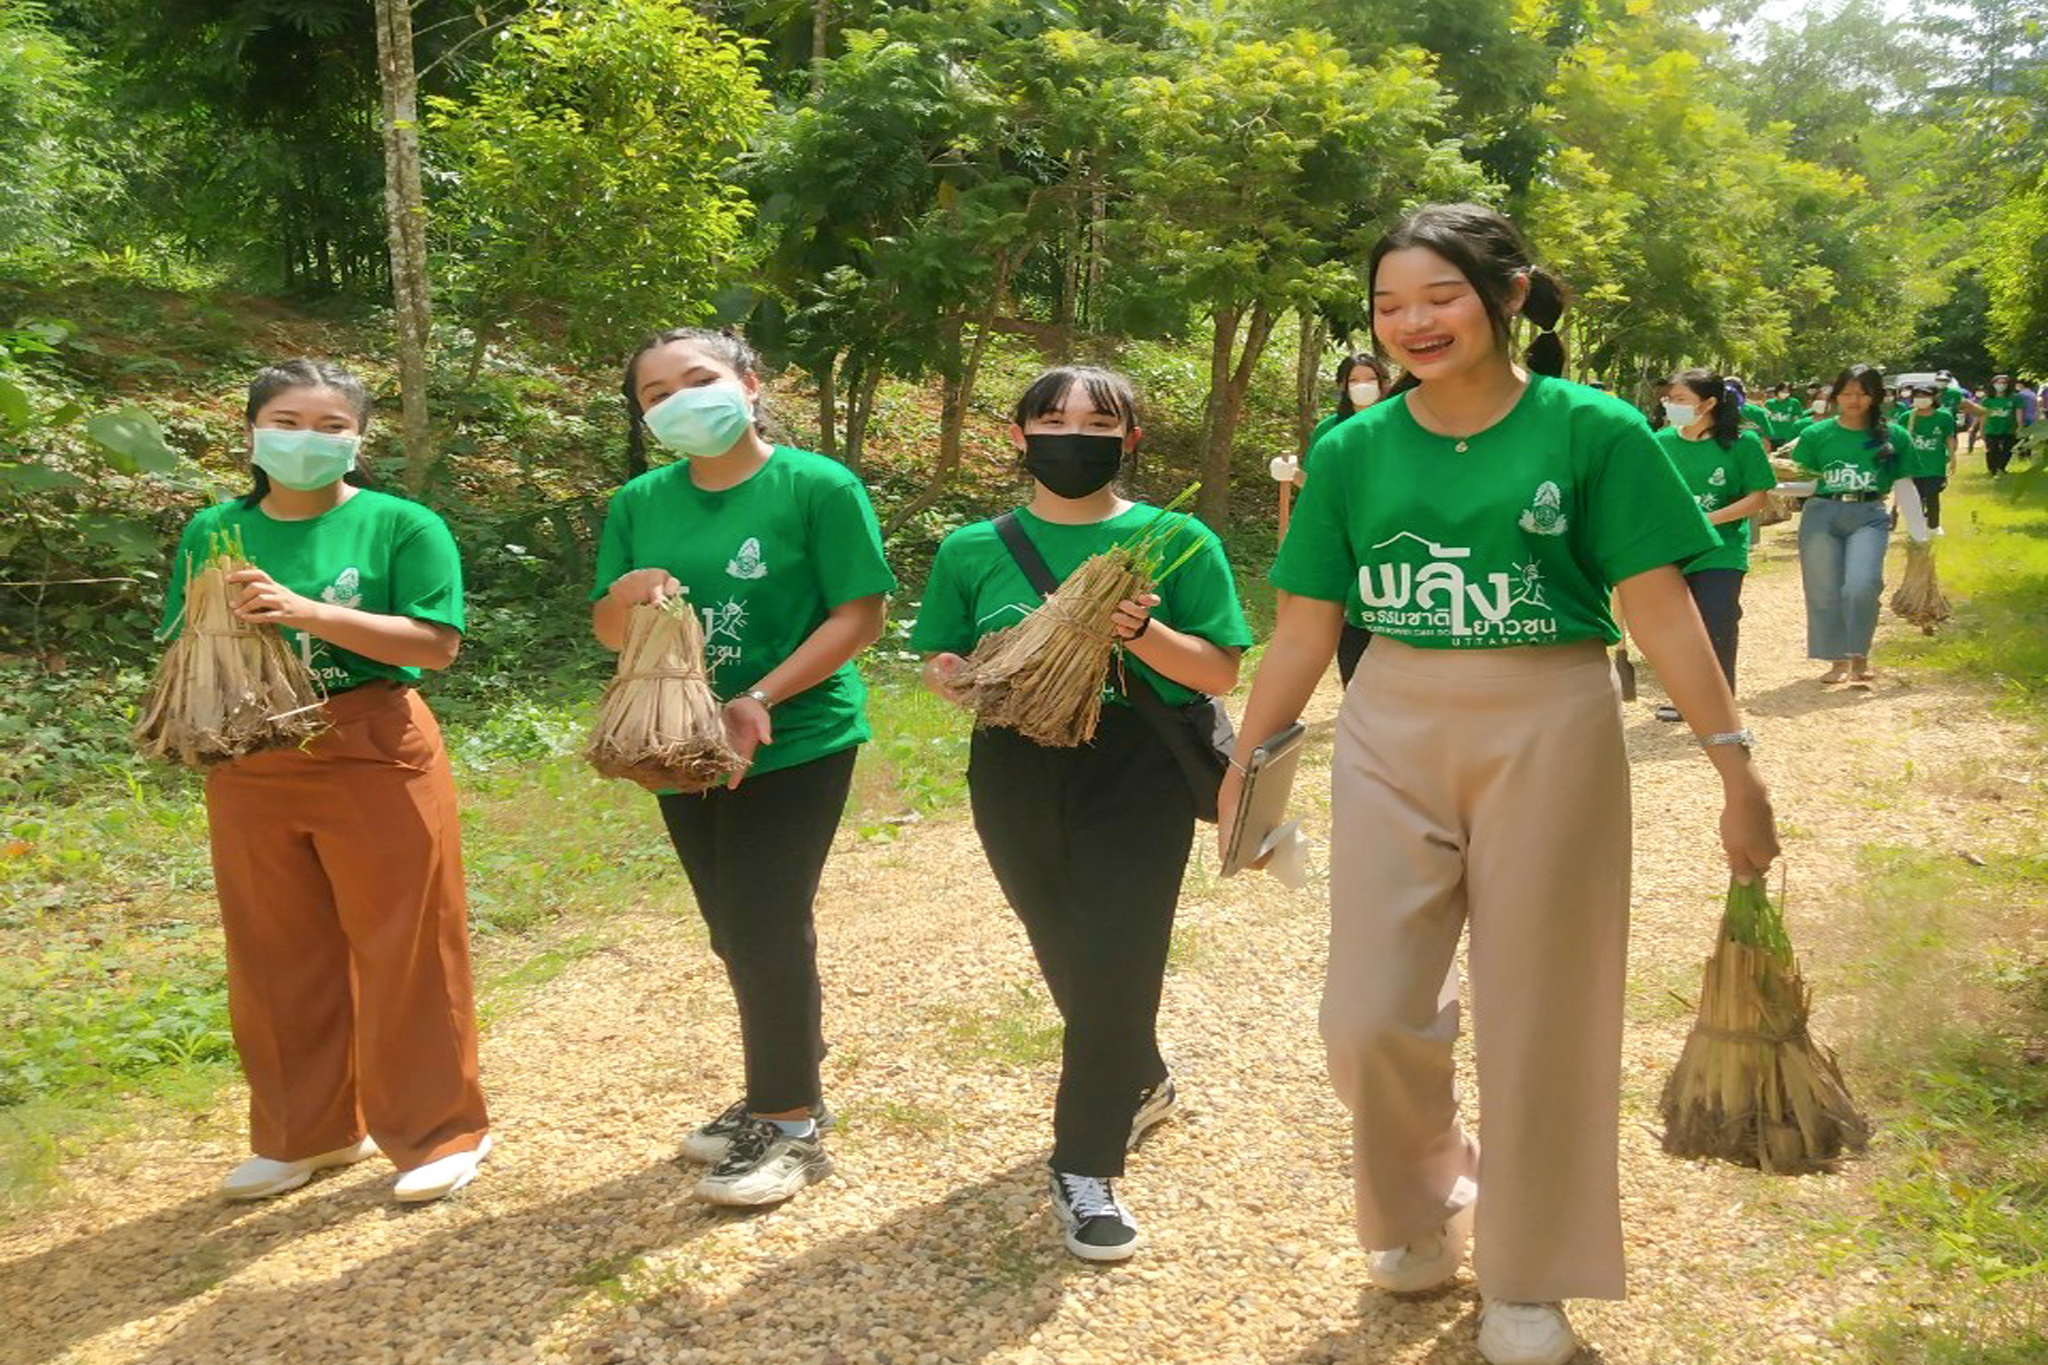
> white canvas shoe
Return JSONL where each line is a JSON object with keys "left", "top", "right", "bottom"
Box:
{"left": 219, "top": 1137, "right": 378, "bottom": 1201}
{"left": 393, "top": 1134, "right": 492, "bottom": 1204}
{"left": 1366, "top": 1179, "right": 1477, "bottom": 1293}
{"left": 1478, "top": 1300, "right": 1578, "bottom": 1365}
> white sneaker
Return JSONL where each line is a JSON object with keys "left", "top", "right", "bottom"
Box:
{"left": 393, "top": 1134, "right": 492, "bottom": 1204}
{"left": 693, "top": 1119, "right": 832, "bottom": 1207}
{"left": 1366, "top": 1180, "right": 1476, "bottom": 1293}
{"left": 220, "top": 1137, "right": 378, "bottom": 1201}
{"left": 1478, "top": 1300, "right": 1577, "bottom": 1365}
{"left": 676, "top": 1099, "right": 836, "bottom": 1165}
{"left": 1127, "top": 1076, "right": 1178, "bottom": 1151}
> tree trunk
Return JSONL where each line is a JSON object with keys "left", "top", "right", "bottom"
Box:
{"left": 1055, "top": 202, "right": 1081, "bottom": 359}
{"left": 814, "top": 352, "right": 839, "bottom": 462}
{"left": 846, "top": 363, "right": 882, "bottom": 472}
{"left": 810, "top": 1, "right": 832, "bottom": 93}
{"left": 1195, "top": 301, "right": 1276, "bottom": 528}
{"left": 884, "top": 252, "right": 1015, "bottom": 536}
{"left": 1294, "top": 310, "right": 1326, "bottom": 453}
{"left": 374, "top": 0, "right": 435, "bottom": 493}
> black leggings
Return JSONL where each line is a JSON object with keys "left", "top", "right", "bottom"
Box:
{"left": 1685, "top": 568, "right": 1745, "bottom": 690}
{"left": 1913, "top": 475, "right": 1947, "bottom": 530}
{"left": 658, "top": 746, "right": 857, "bottom": 1114}
{"left": 968, "top": 707, "right": 1195, "bottom": 1177}
{"left": 1987, "top": 432, "right": 2017, "bottom": 476}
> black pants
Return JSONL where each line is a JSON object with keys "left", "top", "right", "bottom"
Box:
{"left": 968, "top": 707, "right": 1195, "bottom": 1177}
{"left": 657, "top": 746, "right": 857, "bottom": 1114}
{"left": 1336, "top": 622, "right": 1372, "bottom": 688}
{"left": 1913, "top": 475, "right": 1948, "bottom": 530}
{"left": 1685, "top": 568, "right": 1745, "bottom": 690}
{"left": 1987, "top": 432, "right": 2016, "bottom": 475}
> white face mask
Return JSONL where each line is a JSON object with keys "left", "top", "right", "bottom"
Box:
{"left": 1914, "top": 397, "right": 1935, "bottom": 411}
{"left": 1662, "top": 400, "right": 1698, "bottom": 427}
{"left": 1347, "top": 380, "right": 1381, "bottom": 408}
{"left": 1996, "top": 382, "right": 2010, "bottom": 392}
{"left": 1810, "top": 398, "right": 1829, "bottom": 414}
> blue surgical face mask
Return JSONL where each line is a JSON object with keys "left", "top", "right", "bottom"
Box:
{"left": 1662, "top": 400, "right": 1698, "bottom": 427}
{"left": 251, "top": 427, "right": 360, "bottom": 490}
{"left": 641, "top": 383, "right": 753, "bottom": 457}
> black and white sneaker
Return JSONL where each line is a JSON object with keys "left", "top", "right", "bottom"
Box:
{"left": 1127, "top": 1076, "right": 1179, "bottom": 1150}
{"left": 1049, "top": 1167, "right": 1140, "bottom": 1262}
{"left": 677, "top": 1099, "right": 836, "bottom": 1165}
{"left": 693, "top": 1118, "right": 833, "bottom": 1207}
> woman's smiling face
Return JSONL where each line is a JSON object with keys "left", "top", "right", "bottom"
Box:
{"left": 1371, "top": 245, "right": 1527, "bottom": 382}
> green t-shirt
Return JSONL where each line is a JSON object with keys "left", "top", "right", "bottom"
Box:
{"left": 1766, "top": 397, "right": 1803, "bottom": 427}
{"left": 1271, "top": 374, "right": 1717, "bottom": 649}
{"left": 159, "top": 489, "right": 464, "bottom": 694}
{"left": 1308, "top": 412, "right": 1346, "bottom": 450}
{"left": 1653, "top": 427, "right": 1775, "bottom": 574}
{"left": 1739, "top": 402, "right": 1775, "bottom": 444}
{"left": 1896, "top": 408, "right": 1956, "bottom": 478}
{"left": 1981, "top": 392, "right": 2019, "bottom": 435}
{"left": 1775, "top": 415, "right": 1814, "bottom": 446}
{"left": 909, "top": 503, "right": 1251, "bottom": 708}
{"left": 1785, "top": 419, "right": 1907, "bottom": 496}
{"left": 1940, "top": 386, "right": 1965, "bottom": 416}
{"left": 589, "top": 447, "right": 897, "bottom": 777}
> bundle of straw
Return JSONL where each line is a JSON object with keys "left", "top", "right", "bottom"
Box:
{"left": 1757, "top": 488, "right": 1798, "bottom": 527}
{"left": 1889, "top": 539, "right": 1951, "bottom": 634}
{"left": 132, "top": 528, "right": 327, "bottom": 769}
{"left": 587, "top": 594, "right": 736, "bottom": 793}
{"left": 1661, "top": 877, "right": 1869, "bottom": 1174}
{"left": 956, "top": 489, "right": 1205, "bottom": 747}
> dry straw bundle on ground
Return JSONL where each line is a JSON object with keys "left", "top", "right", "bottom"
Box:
{"left": 132, "top": 528, "right": 327, "bottom": 769}
{"left": 588, "top": 593, "right": 736, "bottom": 793}
{"left": 1890, "top": 539, "right": 1952, "bottom": 633}
{"left": 956, "top": 489, "right": 1205, "bottom": 747}
{"left": 1661, "top": 876, "right": 1869, "bottom": 1174}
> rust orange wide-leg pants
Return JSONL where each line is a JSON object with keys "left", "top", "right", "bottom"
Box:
{"left": 204, "top": 682, "right": 488, "bottom": 1171}
{"left": 1321, "top": 638, "right": 1631, "bottom": 1303}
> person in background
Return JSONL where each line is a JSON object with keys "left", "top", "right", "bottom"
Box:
{"left": 1725, "top": 376, "right": 1777, "bottom": 453}
{"left": 2017, "top": 376, "right": 2039, "bottom": 428}
{"left": 1979, "top": 372, "right": 2023, "bottom": 476}
{"left": 1896, "top": 381, "right": 1958, "bottom": 532}
{"left": 1271, "top": 352, "right": 1392, "bottom": 685}
{"left": 162, "top": 359, "right": 491, "bottom": 1206}
{"left": 1651, "top": 369, "right": 1776, "bottom": 720}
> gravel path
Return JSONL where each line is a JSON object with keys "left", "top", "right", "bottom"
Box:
{"left": 5, "top": 529, "right": 2041, "bottom": 1365}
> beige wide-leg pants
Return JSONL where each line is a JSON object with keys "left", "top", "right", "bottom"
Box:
{"left": 1321, "top": 637, "right": 1630, "bottom": 1302}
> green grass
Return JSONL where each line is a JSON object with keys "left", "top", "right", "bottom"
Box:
{"left": 935, "top": 981, "right": 1064, "bottom": 1069}
{"left": 1806, "top": 843, "right": 2048, "bottom": 1356}
{"left": 1888, "top": 469, "right": 2048, "bottom": 725}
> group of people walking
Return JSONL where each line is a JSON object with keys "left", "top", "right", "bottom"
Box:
{"left": 164, "top": 202, "right": 1798, "bottom": 1365}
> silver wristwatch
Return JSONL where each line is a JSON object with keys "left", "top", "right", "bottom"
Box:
{"left": 1699, "top": 728, "right": 1756, "bottom": 752}
{"left": 743, "top": 687, "right": 774, "bottom": 709}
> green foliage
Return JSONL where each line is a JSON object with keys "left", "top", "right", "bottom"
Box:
{"left": 426, "top": 0, "right": 770, "bottom": 360}
{"left": 0, "top": 2, "right": 110, "bottom": 255}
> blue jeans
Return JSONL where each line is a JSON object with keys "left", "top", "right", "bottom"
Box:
{"left": 1799, "top": 497, "right": 1890, "bottom": 659}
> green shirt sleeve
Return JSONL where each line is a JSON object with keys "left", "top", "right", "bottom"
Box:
{"left": 907, "top": 533, "right": 978, "bottom": 656}
{"left": 1736, "top": 431, "right": 1775, "bottom": 496}
{"left": 1584, "top": 418, "right": 1719, "bottom": 586}
{"left": 808, "top": 477, "right": 898, "bottom": 610}
{"left": 1269, "top": 433, "right": 1356, "bottom": 603}
{"left": 588, "top": 486, "right": 633, "bottom": 603}
{"left": 390, "top": 510, "right": 466, "bottom": 633}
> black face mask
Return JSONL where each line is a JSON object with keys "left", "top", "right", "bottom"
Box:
{"left": 1023, "top": 432, "right": 1125, "bottom": 499}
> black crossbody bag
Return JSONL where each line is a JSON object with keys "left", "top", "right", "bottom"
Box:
{"left": 990, "top": 511, "right": 1235, "bottom": 822}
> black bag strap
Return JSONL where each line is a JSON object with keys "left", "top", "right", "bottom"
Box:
{"left": 992, "top": 511, "right": 1060, "bottom": 598}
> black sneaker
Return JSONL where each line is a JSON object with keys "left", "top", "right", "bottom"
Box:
{"left": 1654, "top": 705, "right": 1683, "bottom": 723}
{"left": 677, "top": 1099, "right": 836, "bottom": 1165}
{"left": 693, "top": 1117, "right": 833, "bottom": 1207}
{"left": 1127, "top": 1076, "right": 1178, "bottom": 1150}
{"left": 1049, "top": 1167, "right": 1140, "bottom": 1262}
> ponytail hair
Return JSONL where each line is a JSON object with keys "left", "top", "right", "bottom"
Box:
{"left": 1665, "top": 367, "right": 1742, "bottom": 449}
{"left": 1829, "top": 363, "right": 1896, "bottom": 469}
{"left": 619, "top": 326, "right": 767, "bottom": 480}
{"left": 1367, "top": 203, "right": 1572, "bottom": 391}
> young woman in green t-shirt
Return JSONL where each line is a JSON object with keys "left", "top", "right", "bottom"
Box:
{"left": 1270, "top": 352, "right": 1393, "bottom": 683}
{"left": 1228, "top": 204, "right": 1779, "bottom": 1365}
{"left": 1651, "top": 368, "right": 1776, "bottom": 718}
{"left": 1980, "top": 373, "right": 2023, "bottom": 475}
{"left": 913, "top": 366, "right": 1252, "bottom": 1264}
{"left": 1779, "top": 364, "right": 1908, "bottom": 684}
{"left": 591, "top": 327, "right": 897, "bottom": 1209}
{"left": 159, "top": 360, "right": 491, "bottom": 1205}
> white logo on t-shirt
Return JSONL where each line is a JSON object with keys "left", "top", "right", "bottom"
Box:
{"left": 1517, "top": 482, "right": 1569, "bottom": 536}
{"left": 701, "top": 597, "right": 748, "bottom": 672}
{"left": 1709, "top": 467, "right": 1728, "bottom": 487}
{"left": 1357, "top": 533, "right": 1557, "bottom": 641}
{"left": 320, "top": 567, "right": 363, "bottom": 608}
{"left": 726, "top": 538, "right": 768, "bottom": 580}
